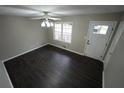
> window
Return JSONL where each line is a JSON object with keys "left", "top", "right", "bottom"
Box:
{"left": 93, "top": 25, "right": 109, "bottom": 35}
{"left": 54, "top": 22, "right": 72, "bottom": 43}
{"left": 54, "top": 23, "right": 62, "bottom": 41}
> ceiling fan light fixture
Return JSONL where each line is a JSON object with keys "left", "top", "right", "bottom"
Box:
{"left": 50, "top": 22, "right": 54, "bottom": 27}
{"left": 46, "top": 21, "right": 50, "bottom": 27}
{"left": 41, "top": 21, "right": 45, "bottom": 27}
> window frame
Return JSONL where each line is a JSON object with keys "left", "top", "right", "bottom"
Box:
{"left": 53, "top": 22, "right": 73, "bottom": 44}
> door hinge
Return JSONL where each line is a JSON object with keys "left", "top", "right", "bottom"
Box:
{"left": 112, "top": 28, "right": 114, "bottom": 31}
{"left": 106, "top": 43, "right": 108, "bottom": 46}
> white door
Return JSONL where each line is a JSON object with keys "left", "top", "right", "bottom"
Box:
{"left": 84, "top": 21, "right": 116, "bottom": 61}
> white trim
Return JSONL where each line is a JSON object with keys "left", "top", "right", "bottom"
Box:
{"left": 102, "top": 71, "right": 105, "bottom": 88}
{"left": 2, "top": 43, "right": 49, "bottom": 62}
{"left": 1, "top": 61, "right": 13, "bottom": 88}
{"left": 1, "top": 43, "right": 48, "bottom": 88}
{"left": 48, "top": 43, "right": 84, "bottom": 56}
{"left": 103, "top": 21, "right": 124, "bottom": 88}
{"left": 103, "top": 21, "right": 124, "bottom": 69}
{"left": 102, "top": 21, "right": 117, "bottom": 60}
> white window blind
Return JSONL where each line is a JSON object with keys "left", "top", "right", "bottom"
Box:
{"left": 54, "top": 23, "right": 72, "bottom": 43}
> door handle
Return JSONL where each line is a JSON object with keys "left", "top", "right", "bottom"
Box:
{"left": 87, "top": 40, "right": 90, "bottom": 45}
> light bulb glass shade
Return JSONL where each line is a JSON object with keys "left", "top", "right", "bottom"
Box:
{"left": 50, "top": 22, "right": 54, "bottom": 26}
{"left": 41, "top": 22, "right": 45, "bottom": 27}
{"left": 46, "top": 21, "right": 50, "bottom": 27}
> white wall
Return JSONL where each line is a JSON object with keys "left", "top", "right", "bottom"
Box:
{"left": 0, "top": 14, "right": 121, "bottom": 61}
{"left": 0, "top": 16, "right": 48, "bottom": 61}
{"left": 48, "top": 13, "right": 122, "bottom": 54}
{"left": 0, "top": 16, "right": 48, "bottom": 88}
{"left": 0, "top": 60, "right": 13, "bottom": 88}
{"left": 104, "top": 25, "right": 124, "bottom": 87}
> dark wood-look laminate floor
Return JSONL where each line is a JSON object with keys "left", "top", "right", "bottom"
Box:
{"left": 4, "top": 44, "right": 103, "bottom": 88}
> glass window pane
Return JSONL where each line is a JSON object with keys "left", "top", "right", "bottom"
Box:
{"left": 54, "top": 23, "right": 72, "bottom": 43}
{"left": 54, "top": 23, "right": 62, "bottom": 40}
{"left": 62, "top": 23, "right": 72, "bottom": 43}
{"left": 93, "top": 25, "right": 109, "bottom": 35}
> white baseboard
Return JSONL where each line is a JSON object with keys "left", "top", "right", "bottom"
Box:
{"left": 48, "top": 43, "right": 105, "bottom": 87}
{"left": 2, "top": 43, "right": 105, "bottom": 88}
{"left": 3, "top": 43, "right": 84, "bottom": 62}
{"left": 48, "top": 43, "right": 84, "bottom": 56}
{"left": 1, "top": 43, "right": 83, "bottom": 88}
{"left": 2, "top": 43, "right": 49, "bottom": 88}
{"left": 3, "top": 43, "right": 49, "bottom": 63}
{"left": 2, "top": 62, "right": 13, "bottom": 88}
{"left": 102, "top": 71, "right": 105, "bottom": 88}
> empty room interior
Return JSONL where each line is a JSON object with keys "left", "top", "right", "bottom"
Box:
{"left": 0, "top": 5, "right": 124, "bottom": 88}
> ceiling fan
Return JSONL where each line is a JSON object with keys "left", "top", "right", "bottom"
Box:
{"left": 31, "top": 11, "right": 61, "bottom": 27}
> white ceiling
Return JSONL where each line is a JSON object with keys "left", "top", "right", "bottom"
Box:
{"left": 0, "top": 5, "right": 124, "bottom": 17}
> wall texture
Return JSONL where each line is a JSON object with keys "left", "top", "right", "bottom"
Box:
{"left": 0, "top": 16, "right": 48, "bottom": 61}
{"left": 48, "top": 13, "right": 122, "bottom": 55}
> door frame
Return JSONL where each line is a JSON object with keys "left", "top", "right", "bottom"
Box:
{"left": 84, "top": 21, "right": 117, "bottom": 61}
{"left": 104, "top": 21, "right": 124, "bottom": 69}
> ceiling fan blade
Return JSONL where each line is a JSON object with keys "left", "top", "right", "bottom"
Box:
{"left": 48, "top": 17, "right": 61, "bottom": 20}
{"left": 30, "top": 17, "right": 45, "bottom": 20}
